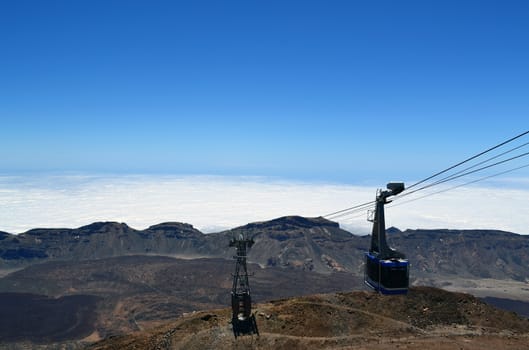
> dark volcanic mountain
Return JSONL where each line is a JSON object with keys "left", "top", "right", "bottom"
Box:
{"left": 392, "top": 228, "right": 529, "bottom": 281}
{"left": 2, "top": 216, "right": 529, "bottom": 281}
{"left": 227, "top": 216, "right": 362, "bottom": 273}
{"left": 0, "top": 221, "right": 223, "bottom": 268}
{"left": 2, "top": 216, "right": 529, "bottom": 348}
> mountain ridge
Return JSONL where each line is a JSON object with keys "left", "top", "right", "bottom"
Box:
{"left": 2, "top": 217, "right": 529, "bottom": 348}
{"left": 1, "top": 216, "right": 529, "bottom": 280}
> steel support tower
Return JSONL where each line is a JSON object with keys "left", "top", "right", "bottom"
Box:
{"left": 229, "top": 232, "right": 258, "bottom": 337}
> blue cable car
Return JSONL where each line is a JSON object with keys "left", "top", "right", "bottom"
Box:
{"left": 364, "top": 182, "right": 409, "bottom": 295}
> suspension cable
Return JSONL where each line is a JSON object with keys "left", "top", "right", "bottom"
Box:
{"left": 398, "top": 150, "right": 529, "bottom": 198}
{"left": 405, "top": 130, "right": 529, "bottom": 191}
{"left": 323, "top": 200, "right": 375, "bottom": 218}
{"left": 326, "top": 203, "right": 376, "bottom": 220}
{"left": 322, "top": 130, "right": 529, "bottom": 222}
{"left": 389, "top": 162, "right": 529, "bottom": 209}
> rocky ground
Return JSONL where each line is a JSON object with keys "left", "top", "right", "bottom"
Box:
{"left": 88, "top": 287, "right": 529, "bottom": 350}
{"left": 0, "top": 255, "right": 360, "bottom": 348}
{"left": 2, "top": 217, "right": 529, "bottom": 349}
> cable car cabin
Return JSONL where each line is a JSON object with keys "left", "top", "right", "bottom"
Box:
{"left": 364, "top": 182, "right": 410, "bottom": 295}
{"left": 364, "top": 252, "right": 409, "bottom": 294}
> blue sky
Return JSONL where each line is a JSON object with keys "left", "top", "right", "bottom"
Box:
{"left": 1, "top": 1, "right": 529, "bottom": 234}
{"left": 1, "top": 1, "right": 528, "bottom": 183}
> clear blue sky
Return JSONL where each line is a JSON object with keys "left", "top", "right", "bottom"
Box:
{"left": 1, "top": 1, "right": 528, "bottom": 183}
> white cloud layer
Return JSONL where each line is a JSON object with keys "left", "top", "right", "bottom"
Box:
{"left": 0, "top": 174, "right": 528, "bottom": 235}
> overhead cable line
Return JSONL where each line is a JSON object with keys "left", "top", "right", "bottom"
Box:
{"left": 405, "top": 129, "right": 529, "bottom": 191}
{"left": 326, "top": 203, "right": 376, "bottom": 220}
{"left": 327, "top": 147, "right": 529, "bottom": 219}
{"left": 336, "top": 210, "right": 372, "bottom": 222}
{"left": 324, "top": 200, "right": 375, "bottom": 219}
{"left": 336, "top": 160, "right": 529, "bottom": 223}
{"left": 335, "top": 156, "right": 529, "bottom": 222}
{"left": 389, "top": 162, "right": 529, "bottom": 209}
{"left": 395, "top": 142, "right": 529, "bottom": 200}
{"left": 322, "top": 129, "right": 529, "bottom": 223}
{"left": 398, "top": 150, "right": 529, "bottom": 198}
{"left": 423, "top": 140, "right": 529, "bottom": 189}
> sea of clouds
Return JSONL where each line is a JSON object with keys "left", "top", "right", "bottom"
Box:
{"left": 0, "top": 174, "right": 528, "bottom": 235}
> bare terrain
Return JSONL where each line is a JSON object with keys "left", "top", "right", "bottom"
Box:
{"left": 0, "top": 255, "right": 360, "bottom": 347}
{"left": 88, "top": 287, "right": 529, "bottom": 350}
{"left": 0, "top": 293, "right": 100, "bottom": 343}
{"left": 1, "top": 216, "right": 529, "bottom": 348}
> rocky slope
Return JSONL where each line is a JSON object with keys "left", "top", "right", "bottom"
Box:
{"left": 0, "top": 255, "right": 359, "bottom": 345}
{"left": 87, "top": 287, "right": 529, "bottom": 350}
{"left": 2, "top": 216, "right": 529, "bottom": 348}
{"left": 393, "top": 228, "right": 529, "bottom": 281}
{"left": 2, "top": 216, "right": 529, "bottom": 281}
{"left": 225, "top": 216, "right": 363, "bottom": 273}
{"left": 0, "top": 221, "right": 216, "bottom": 267}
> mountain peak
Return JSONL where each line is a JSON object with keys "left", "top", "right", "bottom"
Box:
{"left": 147, "top": 222, "right": 197, "bottom": 231}
{"left": 243, "top": 216, "right": 339, "bottom": 231}
{"left": 78, "top": 222, "right": 132, "bottom": 234}
{"left": 387, "top": 226, "right": 401, "bottom": 234}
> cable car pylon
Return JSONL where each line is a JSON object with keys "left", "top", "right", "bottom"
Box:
{"left": 229, "top": 232, "right": 259, "bottom": 337}
{"left": 364, "top": 182, "right": 410, "bottom": 294}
